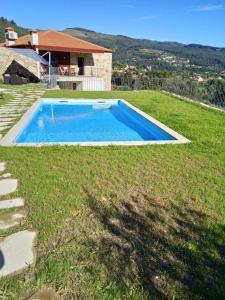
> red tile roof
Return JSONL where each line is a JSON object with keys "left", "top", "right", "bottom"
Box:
{"left": 3, "top": 29, "right": 112, "bottom": 53}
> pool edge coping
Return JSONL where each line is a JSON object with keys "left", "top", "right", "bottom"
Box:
{"left": 0, "top": 98, "right": 191, "bottom": 147}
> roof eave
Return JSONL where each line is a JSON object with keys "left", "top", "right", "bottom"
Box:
{"left": 10, "top": 44, "right": 112, "bottom": 53}
{"left": 37, "top": 45, "right": 112, "bottom": 53}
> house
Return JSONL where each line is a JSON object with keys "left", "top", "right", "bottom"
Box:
{"left": 1, "top": 27, "right": 112, "bottom": 90}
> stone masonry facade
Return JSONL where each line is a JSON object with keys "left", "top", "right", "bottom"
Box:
{"left": 0, "top": 48, "right": 112, "bottom": 90}
{"left": 70, "top": 52, "right": 112, "bottom": 90}
{"left": 0, "top": 48, "right": 39, "bottom": 81}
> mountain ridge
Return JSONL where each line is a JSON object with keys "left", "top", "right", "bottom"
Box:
{"left": 0, "top": 18, "right": 225, "bottom": 73}
{"left": 63, "top": 27, "right": 225, "bottom": 72}
{"left": 65, "top": 27, "right": 225, "bottom": 49}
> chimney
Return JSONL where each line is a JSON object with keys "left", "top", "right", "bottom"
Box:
{"left": 5, "top": 27, "right": 18, "bottom": 47}
{"left": 30, "top": 29, "right": 39, "bottom": 47}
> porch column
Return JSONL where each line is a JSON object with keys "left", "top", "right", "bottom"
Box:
{"left": 48, "top": 51, "right": 51, "bottom": 84}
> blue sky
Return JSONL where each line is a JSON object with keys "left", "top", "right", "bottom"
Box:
{"left": 1, "top": 0, "right": 225, "bottom": 47}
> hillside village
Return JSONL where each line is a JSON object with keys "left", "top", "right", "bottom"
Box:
{"left": 0, "top": 18, "right": 224, "bottom": 108}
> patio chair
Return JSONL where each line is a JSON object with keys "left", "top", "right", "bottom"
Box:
{"left": 63, "top": 67, "right": 69, "bottom": 76}
{"left": 69, "top": 67, "right": 76, "bottom": 76}
{"left": 59, "top": 67, "right": 65, "bottom": 76}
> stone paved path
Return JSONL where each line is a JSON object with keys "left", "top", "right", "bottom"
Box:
{"left": 0, "top": 86, "right": 45, "bottom": 279}
{"left": 0, "top": 85, "right": 46, "bottom": 137}
{"left": 0, "top": 161, "right": 36, "bottom": 278}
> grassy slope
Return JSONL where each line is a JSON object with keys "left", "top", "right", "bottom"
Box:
{"left": 0, "top": 90, "right": 225, "bottom": 299}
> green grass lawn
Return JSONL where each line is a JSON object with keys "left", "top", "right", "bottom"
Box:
{"left": 0, "top": 89, "right": 225, "bottom": 299}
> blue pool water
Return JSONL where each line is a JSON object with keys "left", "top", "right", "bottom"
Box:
{"left": 15, "top": 100, "right": 176, "bottom": 143}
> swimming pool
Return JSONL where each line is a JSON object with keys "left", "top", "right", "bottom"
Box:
{"left": 0, "top": 99, "right": 190, "bottom": 146}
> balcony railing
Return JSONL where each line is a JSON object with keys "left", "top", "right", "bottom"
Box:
{"left": 41, "top": 66, "right": 104, "bottom": 78}
{"left": 40, "top": 66, "right": 105, "bottom": 88}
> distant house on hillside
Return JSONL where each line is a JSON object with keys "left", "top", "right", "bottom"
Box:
{"left": 0, "top": 27, "right": 112, "bottom": 90}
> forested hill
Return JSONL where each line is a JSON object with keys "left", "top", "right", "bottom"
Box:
{"left": 63, "top": 27, "right": 225, "bottom": 72}
{"left": 0, "top": 17, "right": 225, "bottom": 73}
{"left": 0, "top": 17, "right": 27, "bottom": 43}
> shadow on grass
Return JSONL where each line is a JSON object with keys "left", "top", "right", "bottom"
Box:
{"left": 86, "top": 191, "right": 225, "bottom": 299}
{"left": 0, "top": 250, "right": 4, "bottom": 270}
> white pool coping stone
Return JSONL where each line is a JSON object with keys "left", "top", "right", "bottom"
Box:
{"left": 0, "top": 98, "right": 190, "bottom": 147}
{"left": 0, "top": 230, "right": 37, "bottom": 277}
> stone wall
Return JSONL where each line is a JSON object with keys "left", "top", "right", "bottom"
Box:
{"left": 0, "top": 48, "right": 39, "bottom": 80}
{"left": 92, "top": 52, "right": 112, "bottom": 91}
{"left": 70, "top": 52, "right": 112, "bottom": 90}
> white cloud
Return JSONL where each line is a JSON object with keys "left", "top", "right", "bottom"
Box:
{"left": 189, "top": 4, "right": 224, "bottom": 12}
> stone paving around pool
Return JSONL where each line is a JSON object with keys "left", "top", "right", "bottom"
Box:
{"left": 0, "top": 86, "right": 45, "bottom": 278}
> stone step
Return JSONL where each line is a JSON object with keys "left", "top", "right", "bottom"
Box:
{"left": 0, "top": 179, "right": 18, "bottom": 196}
{"left": 0, "top": 173, "right": 12, "bottom": 179}
{"left": 0, "top": 121, "right": 14, "bottom": 125}
{"left": 0, "top": 127, "right": 8, "bottom": 132}
{"left": 4, "top": 106, "right": 27, "bottom": 108}
{"left": 0, "top": 106, "right": 25, "bottom": 110}
{"left": 28, "top": 288, "right": 62, "bottom": 300}
{"left": 0, "top": 121, "right": 12, "bottom": 127}
{"left": 0, "top": 111, "right": 21, "bottom": 114}
{"left": 0, "top": 162, "right": 6, "bottom": 172}
{"left": 9, "top": 103, "right": 29, "bottom": 105}
{"left": 0, "top": 117, "right": 15, "bottom": 121}
{"left": 0, "top": 230, "right": 37, "bottom": 277}
{"left": 0, "top": 107, "right": 23, "bottom": 110}
{"left": 6, "top": 105, "right": 27, "bottom": 108}
{"left": 0, "top": 198, "right": 24, "bottom": 209}
{"left": 0, "top": 210, "right": 26, "bottom": 230}
{"left": 0, "top": 113, "right": 22, "bottom": 117}
{"left": 0, "top": 113, "right": 21, "bottom": 116}
{"left": 0, "top": 110, "right": 24, "bottom": 113}
{"left": 0, "top": 113, "right": 21, "bottom": 117}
